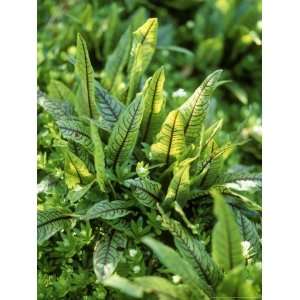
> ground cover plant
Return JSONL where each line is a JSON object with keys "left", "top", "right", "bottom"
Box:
{"left": 38, "top": 7, "right": 262, "bottom": 300}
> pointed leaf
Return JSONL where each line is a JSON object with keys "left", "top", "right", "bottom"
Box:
{"left": 150, "top": 110, "right": 185, "bottom": 164}
{"left": 141, "top": 67, "right": 166, "bottom": 143}
{"left": 37, "top": 209, "right": 73, "bottom": 244}
{"left": 93, "top": 231, "right": 127, "bottom": 281}
{"left": 179, "top": 70, "right": 222, "bottom": 144}
{"left": 95, "top": 83, "right": 124, "bottom": 130}
{"left": 76, "top": 33, "right": 98, "bottom": 119}
{"left": 127, "top": 18, "right": 158, "bottom": 103}
{"left": 211, "top": 190, "right": 244, "bottom": 272}
{"left": 48, "top": 80, "right": 75, "bottom": 104}
{"left": 125, "top": 177, "right": 161, "bottom": 208}
{"left": 106, "top": 95, "right": 145, "bottom": 168}
{"left": 142, "top": 236, "right": 212, "bottom": 298}
{"left": 85, "top": 200, "right": 131, "bottom": 220}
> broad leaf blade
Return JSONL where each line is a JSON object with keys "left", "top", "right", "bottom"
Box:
{"left": 37, "top": 209, "right": 73, "bottom": 244}
{"left": 179, "top": 70, "right": 222, "bottom": 144}
{"left": 211, "top": 190, "right": 244, "bottom": 272}
{"left": 150, "top": 110, "right": 185, "bottom": 164}
{"left": 127, "top": 18, "right": 158, "bottom": 103}
{"left": 93, "top": 231, "right": 127, "bottom": 282}
{"left": 141, "top": 66, "right": 166, "bottom": 143}
{"left": 76, "top": 33, "right": 98, "bottom": 119}
{"left": 106, "top": 95, "right": 145, "bottom": 168}
{"left": 85, "top": 200, "right": 131, "bottom": 220}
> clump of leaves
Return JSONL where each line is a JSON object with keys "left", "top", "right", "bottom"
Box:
{"left": 38, "top": 18, "right": 261, "bottom": 299}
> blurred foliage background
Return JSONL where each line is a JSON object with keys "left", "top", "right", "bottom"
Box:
{"left": 38, "top": 0, "right": 261, "bottom": 298}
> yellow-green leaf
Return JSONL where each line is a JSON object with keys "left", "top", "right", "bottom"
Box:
{"left": 141, "top": 66, "right": 166, "bottom": 143}
{"left": 150, "top": 110, "right": 185, "bottom": 164}
{"left": 179, "top": 70, "right": 222, "bottom": 144}
{"left": 127, "top": 18, "right": 158, "bottom": 103}
{"left": 48, "top": 80, "right": 75, "bottom": 104}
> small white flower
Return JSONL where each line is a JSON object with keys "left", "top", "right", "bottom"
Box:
{"left": 241, "top": 241, "right": 251, "bottom": 258}
{"left": 129, "top": 249, "right": 138, "bottom": 257}
{"left": 133, "top": 265, "right": 141, "bottom": 273}
{"left": 172, "top": 88, "right": 187, "bottom": 98}
{"left": 172, "top": 275, "right": 181, "bottom": 284}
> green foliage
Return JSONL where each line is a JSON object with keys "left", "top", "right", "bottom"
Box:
{"left": 38, "top": 5, "right": 261, "bottom": 299}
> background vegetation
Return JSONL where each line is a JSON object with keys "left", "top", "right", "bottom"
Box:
{"left": 38, "top": 0, "right": 261, "bottom": 299}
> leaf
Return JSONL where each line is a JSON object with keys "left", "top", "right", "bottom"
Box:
{"left": 103, "top": 274, "right": 144, "bottom": 298}
{"left": 95, "top": 83, "right": 124, "bottom": 130}
{"left": 76, "top": 33, "right": 98, "bottom": 119}
{"left": 226, "top": 82, "right": 248, "bottom": 104}
{"left": 125, "top": 177, "right": 161, "bottom": 208}
{"left": 161, "top": 214, "right": 223, "bottom": 288}
{"left": 234, "top": 209, "right": 262, "bottom": 260}
{"left": 37, "top": 209, "right": 73, "bottom": 244}
{"left": 217, "top": 172, "right": 262, "bottom": 192}
{"left": 101, "top": 27, "right": 132, "bottom": 91}
{"left": 165, "top": 161, "right": 190, "bottom": 207}
{"left": 211, "top": 190, "right": 244, "bottom": 272}
{"left": 202, "top": 119, "right": 223, "bottom": 151}
{"left": 127, "top": 18, "right": 158, "bottom": 103}
{"left": 90, "top": 122, "right": 106, "bottom": 192}
{"left": 85, "top": 200, "right": 131, "bottom": 220}
{"left": 67, "top": 180, "right": 95, "bottom": 204}
{"left": 64, "top": 150, "right": 93, "bottom": 189}
{"left": 134, "top": 276, "right": 189, "bottom": 300}
{"left": 141, "top": 66, "right": 166, "bottom": 143}
{"left": 48, "top": 80, "right": 75, "bottom": 104}
{"left": 38, "top": 92, "right": 74, "bottom": 120}
{"left": 150, "top": 110, "right": 185, "bottom": 164}
{"left": 93, "top": 231, "right": 127, "bottom": 282}
{"left": 57, "top": 119, "right": 94, "bottom": 153}
{"left": 179, "top": 70, "right": 223, "bottom": 144}
{"left": 106, "top": 95, "right": 145, "bottom": 168}
{"left": 217, "top": 265, "right": 260, "bottom": 299}
{"left": 142, "top": 236, "right": 212, "bottom": 298}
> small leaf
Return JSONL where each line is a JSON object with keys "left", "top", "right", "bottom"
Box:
{"left": 211, "top": 190, "right": 244, "bottom": 272}
{"left": 127, "top": 18, "right": 158, "bottom": 103}
{"left": 85, "top": 200, "right": 131, "bottom": 220}
{"left": 90, "top": 122, "right": 106, "bottom": 192}
{"left": 76, "top": 33, "right": 98, "bottom": 119}
{"left": 48, "top": 80, "right": 75, "bottom": 104}
{"left": 150, "top": 110, "right": 185, "bottom": 164}
{"left": 37, "top": 209, "right": 73, "bottom": 244}
{"left": 106, "top": 95, "right": 145, "bottom": 168}
{"left": 67, "top": 180, "right": 95, "bottom": 204}
{"left": 179, "top": 70, "right": 222, "bottom": 144}
{"left": 93, "top": 231, "right": 127, "bottom": 281}
{"left": 125, "top": 177, "right": 161, "bottom": 208}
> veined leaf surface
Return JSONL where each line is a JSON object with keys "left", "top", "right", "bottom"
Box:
{"left": 179, "top": 70, "right": 222, "bottom": 144}
{"left": 106, "top": 95, "right": 145, "bottom": 168}
{"left": 150, "top": 110, "right": 185, "bottom": 164}
{"left": 48, "top": 79, "right": 75, "bottom": 104}
{"left": 141, "top": 66, "right": 165, "bottom": 143}
{"left": 93, "top": 231, "right": 127, "bottom": 282}
{"left": 76, "top": 33, "right": 98, "bottom": 119}
{"left": 85, "top": 200, "right": 131, "bottom": 220}
{"left": 90, "top": 122, "right": 106, "bottom": 192}
{"left": 37, "top": 209, "right": 73, "bottom": 244}
{"left": 127, "top": 18, "right": 158, "bottom": 103}
{"left": 161, "top": 215, "right": 222, "bottom": 287}
{"left": 211, "top": 190, "right": 244, "bottom": 272}
{"left": 125, "top": 177, "right": 161, "bottom": 208}
{"left": 95, "top": 83, "right": 124, "bottom": 130}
